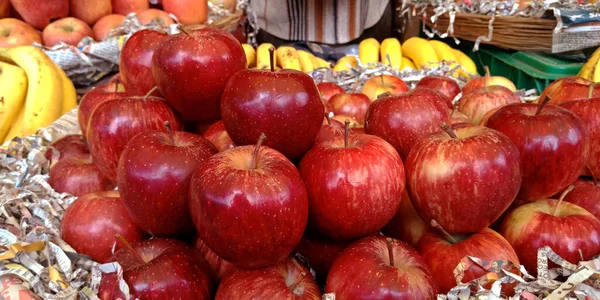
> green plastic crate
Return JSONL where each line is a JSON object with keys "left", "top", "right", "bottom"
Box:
{"left": 467, "top": 46, "right": 584, "bottom": 93}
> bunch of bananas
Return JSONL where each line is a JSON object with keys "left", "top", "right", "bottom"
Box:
{"left": 0, "top": 46, "right": 77, "bottom": 144}
{"left": 242, "top": 43, "right": 331, "bottom": 72}
{"left": 578, "top": 47, "right": 600, "bottom": 82}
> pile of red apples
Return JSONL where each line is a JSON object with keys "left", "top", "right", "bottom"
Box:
{"left": 47, "top": 27, "right": 600, "bottom": 299}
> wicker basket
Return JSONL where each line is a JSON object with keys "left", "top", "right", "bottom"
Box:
{"left": 186, "top": 9, "right": 244, "bottom": 33}
{"left": 424, "top": 8, "right": 557, "bottom": 51}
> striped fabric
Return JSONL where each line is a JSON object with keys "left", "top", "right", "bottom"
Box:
{"left": 251, "top": 0, "right": 390, "bottom": 44}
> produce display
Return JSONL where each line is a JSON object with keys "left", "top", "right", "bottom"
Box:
{"left": 2, "top": 4, "right": 600, "bottom": 299}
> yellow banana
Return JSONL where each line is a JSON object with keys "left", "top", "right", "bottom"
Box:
{"left": 452, "top": 49, "right": 478, "bottom": 77}
{"left": 297, "top": 50, "right": 315, "bottom": 73}
{"left": 276, "top": 46, "right": 302, "bottom": 71}
{"left": 380, "top": 38, "right": 402, "bottom": 70}
{"left": 58, "top": 67, "right": 77, "bottom": 115}
{"left": 401, "top": 57, "right": 416, "bottom": 70}
{"left": 310, "top": 56, "right": 331, "bottom": 69}
{"left": 0, "top": 46, "right": 63, "bottom": 136}
{"left": 256, "top": 43, "right": 276, "bottom": 70}
{"left": 333, "top": 55, "right": 358, "bottom": 72}
{"left": 358, "top": 38, "right": 380, "bottom": 65}
{"left": 3, "top": 105, "right": 24, "bottom": 144}
{"left": 241, "top": 44, "right": 256, "bottom": 68}
{"left": 401, "top": 37, "right": 439, "bottom": 69}
{"left": 0, "top": 61, "right": 27, "bottom": 142}
{"left": 429, "top": 40, "right": 461, "bottom": 77}
{"left": 579, "top": 47, "right": 600, "bottom": 80}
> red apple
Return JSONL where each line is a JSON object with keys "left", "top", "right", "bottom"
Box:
{"left": 70, "top": 0, "right": 111, "bottom": 25}
{"left": 0, "top": 18, "right": 42, "bottom": 47}
{"left": 462, "top": 67, "right": 517, "bottom": 94}
{"left": 450, "top": 108, "right": 470, "bottom": 125}
{"left": 458, "top": 85, "right": 520, "bottom": 125}
{"left": 316, "top": 82, "right": 344, "bottom": 102}
{"left": 137, "top": 8, "right": 175, "bottom": 26}
{"left": 499, "top": 187, "right": 600, "bottom": 274}
{"left": 0, "top": 0, "right": 9, "bottom": 18}
{"left": 405, "top": 123, "right": 522, "bottom": 234}
{"left": 60, "top": 191, "right": 145, "bottom": 263}
{"left": 50, "top": 134, "right": 89, "bottom": 161}
{"left": 42, "top": 17, "right": 93, "bottom": 47}
{"left": 110, "top": 0, "right": 148, "bottom": 15}
{"left": 417, "top": 226, "right": 520, "bottom": 294}
{"left": 189, "top": 137, "right": 309, "bottom": 269}
{"left": 117, "top": 125, "right": 217, "bottom": 236}
{"left": 563, "top": 178, "right": 600, "bottom": 219}
{"left": 542, "top": 77, "right": 600, "bottom": 106}
{"left": 416, "top": 75, "right": 460, "bottom": 108}
{"left": 221, "top": 59, "right": 324, "bottom": 161}
{"left": 364, "top": 87, "right": 451, "bottom": 160}
{"left": 294, "top": 229, "right": 350, "bottom": 281}
{"left": 215, "top": 257, "right": 320, "bottom": 300}
{"left": 119, "top": 29, "right": 166, "bottom": 96}
{"left": 194, "top": 238, "right": 236, "bottom": 281}
{"left": 78, "top": 81, "right": 127, "bottom": 135}
{"left": 382, "top": 192, "right": 426, "bottom": 247}
{"left": 86, "top": 95, "right": 183, "bottom": 184}
{"left": 314, "top": 117, "right": 345, "bottom": 145}
{"left": 49, "top": 154, "right": 114, "bottom": 196}
{"left": 162, "top": 0, "right": 208, "bottom": 25}
{"left": 361, "top": 74, "right": 409, "bottom": 101}
{"left": 98, "top": 238, "right": 212, "bottom": 299}
{"left": 485, "top": 98, "right": 590, "bottom": 201}
{"left": 203, "top": 120, "right": 235, "bottom": 152}
{"left": 92, "top": 14, "right": 125, "bottom": 41}
{"left": 153, "top": 28, "right": 246, "bottom": 122}
{"left": 327, "top": 93, "right": 370, "bottom": 125}
{"left": 327, "top": 236, "right": 438, "bottom": 299}
{"left": 10, "top": 0, "right": 68, "bottom": 30}
{"left": 561, "top": 98, "right": 600, "bottom": 177}
{"left": 299, "top": 130, "right": 405, "bottom": 240}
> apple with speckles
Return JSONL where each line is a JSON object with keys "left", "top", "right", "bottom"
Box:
{"left": 299, "top": 126, "right": 405, "bottom": 240}
{"left": 294, "top": 229, "right": 350, "bottom": 282}
{"left": 541, "top": 77, "right": 600, "bottom": 106}
{"left": 49, "top": 154, "right": 114, "bottom": 196}
{"left": 561, "top": 98, "right": 600, "bottom": 178}
{"left": 203, "top": 120, "right": 235, "bottom": 152}
{"left": 405, "top": 123, "right": 522, "bottom": 234}
{"left": 98, "top": 238, "right": 213, "bottom": 299}
{"left": 78, "top": 82, "right": 127, "bottom": 135}
{"left": 361, "top": 74, "right": 409, "bottom": 101}
{"left": 189, "top": 135, "right": 309, "bottom": 269}
{"left": 383, "top": 192, "right": 426, "bottom": 247}
{"left": 60, "top": 191, "right": 145, "bottom": 263}
{"left": 48, "top": 134, "right": 89, "bottom": 161}
{"left": 120, "top": 29, "right": 166, "bottom": 96}
{"left": 416, "top": 75, "right": 460, "bottom": 108}
{"left": 215, "top": 257, "right": 320, "bottom": 300}
{"left": 458, "top": 85, "right": 520, "bottom": 125}
{"left": 563, "top": 178, "right": 600, "bottom": 219}
{"left": 117, "top": 123, "right": 217, "bottom": 237}
{"left": 327, "top": 93, "right": 370, "bottom": 125}
{"left": 326, "top": 236, "right": 438, "bottom": 299}
{"left": 317, "top": 82, "right": 344, "bottom": 102}
{"left": 194, "top": 238, "right": 236, "bottom": 282}
{"left": 152, "top": 28, "right": 246, "bottom": 122}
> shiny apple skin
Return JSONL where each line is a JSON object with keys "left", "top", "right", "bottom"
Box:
{"left": 561, "top": 99, "right": 600, "bottom": 177}
{"left": 315, "top": 118, "right": 345, "bottom": 145}
{"left": 450, "top": 109, "right": 471, "bottom": 125}
{"left": 299, "top": 133, "right": 405, "bottom": 240}
{"left": 189, "top": 145, "right": 309, "bottom": 269}
{"left": 98, "top": 238, "right": 213, "bottom": 300}
{"left": 49, "top": 134, "right": 89, "bottom": 161}
{"left": 382, "top": 191, "right": 426, "bottom": 247}
{"left": 462, "top": 75, "right": 516, "bottom": 94}
{"left": 499, "top": 199, "right": 600, "bottom": 274}
{"left": 361, "top": 74, "right": 409, "bottom": 101}
{"left": 365, "top": 87, "right": 451, "bottom": 160}
{"left": 326, "top": 236, "right": 438, "bottom": 299}
{"left": 486, "top": 103, "right": 590, "bottom": 201}
{"left": 203, "top": 120, "right": 235, "bottom": 152}
{"left": 78, "top": 82, "right": 127, "bottom": 135}
{"left": 417, "top": 228, "right": 519, "bottom": 294}
{"left": 328, "top": 93, "right": 370, "bottom": 125}
{"left": 405, "top": 124, "right": 522, "bottom": 234}
{"left": 416, "top": 75, "right": 460, "bottom": 108}
{"left": 152, "top": 28, "right": 246, "bottom": 122}
{"left": 117, "top": 130, "right": 217, "bottom": 236}
{"left": 194, "top": 238, "right": 236, "bottom": 281}
{"left": 49, "top": 154, "right": 114, "bottom": 196}
{"left": 221, "top": 69, "right": 324, "bottom": 160}
{"left": 60, "top": 191, "right": 145, "bottom": 263}
{"left": 542, "top": 77, "right": 600, "bottom": 106}
{"left": 458, "top": 85, "right": 520, "bottom": 125}
{"left": 317, "top": 82, "right": 345, "bottom": 102}
{"left": 119, "top": 29, "right": 166, "bottom": 96}
{"left": 86, "top": 96, "right": 183, "bottom": 184}
{"left": 563, "top": 179, "right": 600, "bottom": 219}
{"left": 215, "top": 257, "right": 320, "bottom": 300}
{"left": 294, "top": 229, "right": 350, "bottom": 282}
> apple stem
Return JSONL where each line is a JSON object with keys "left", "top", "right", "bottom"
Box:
{"left": 552, "top": 185, "right": 575, "bottom": 217}
{"left": 144, "top": 86, "right": 159, "bottom": 100}
{"left": 325, "top": 114, "right": 332, "bottom": 125}
{"left": 113, "top": 78, "right": 120, "bottom": 93}
{"left": 178, "top": 25, "right": 192, "bottom": 36}
{"left": 535, "top": 96, "right": 551, "bottom": 116}
{"left": 288, "top": 259, "right": 307, "bottom": 292}
{"left": 269, "top": 47, "right": 275, "bottom": 72}
{"left": 483, "top": 66, "right": 490, "bottom": 89}
{"left": 386, "top": 238, "right": 395, "bottom": 267}
{"left": 164, "top": 121, "right": 175, "bottom": 144}
{"left": 251, "top": 133, "right": 267, "bottom": 169}
{"left": 344, "top": 119, "right": 350, "bottom": 148}
{"left": 380, "top": 75, "right": 385, "bottom": 87}
{"left": 114, "top": 233, "right": 144, "bottom": 264}
{"left": 431, "top": 220, "right": 458, "bottom": 244}
{"left": 440, "top": 122, "right": 458, "bottom": 139}
{"left": 588, "top": 84, "right": 595, "bottom": 99}
{"left": 586, "top": 164, "right": 598, "bottom": 186}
